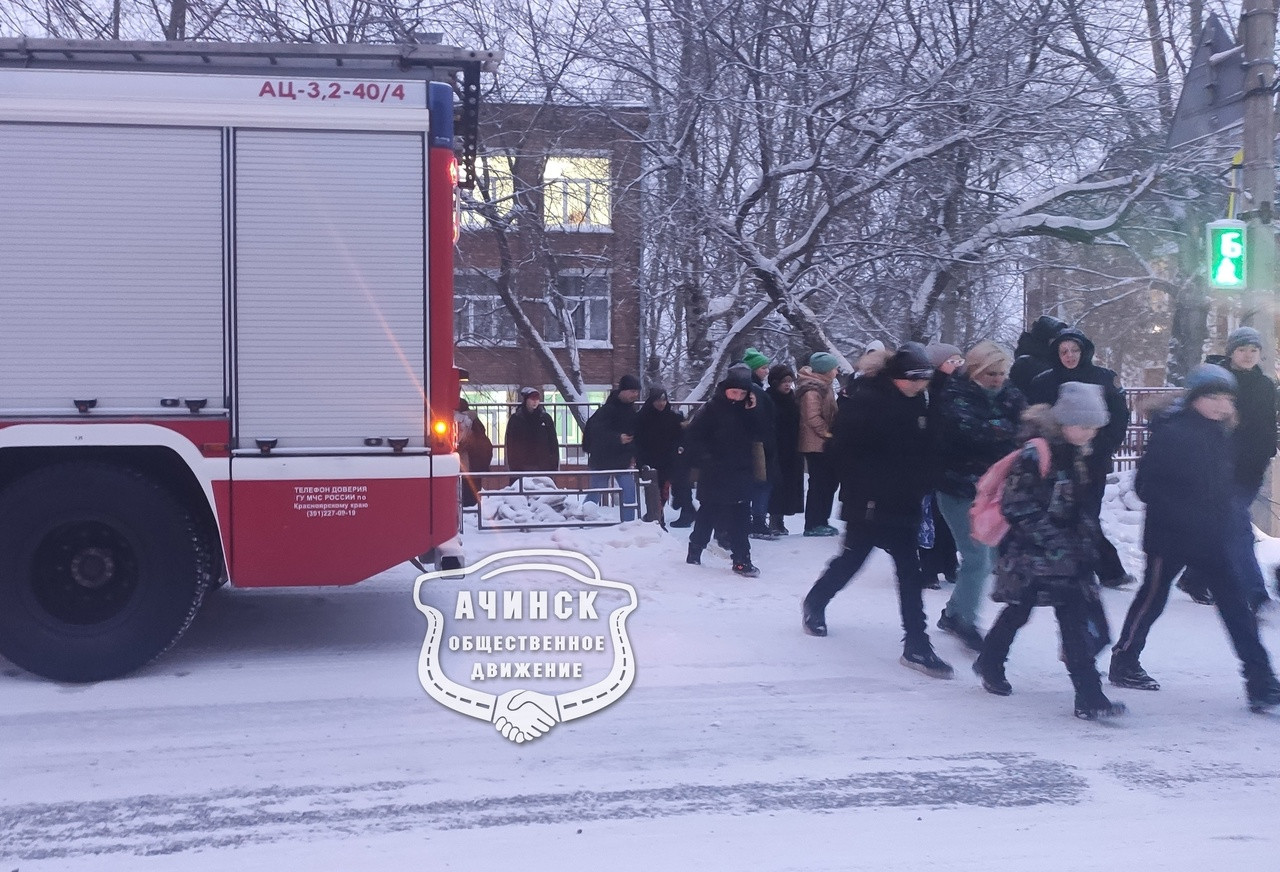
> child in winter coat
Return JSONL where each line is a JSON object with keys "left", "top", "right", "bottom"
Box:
{"left": 975, "top": 382, "right": 1126, "bottom": 720}
{"left": 1109, "top": 364, "right": 1280, "bottom": 712}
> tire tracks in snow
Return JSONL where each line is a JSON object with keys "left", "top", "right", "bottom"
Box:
{"left": 0, "top": 752, "right": 1082, "bottom": 861}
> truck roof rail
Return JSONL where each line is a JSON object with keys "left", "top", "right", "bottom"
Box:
{"left": 0, "top": 37, "right": 500, "bottom": 189}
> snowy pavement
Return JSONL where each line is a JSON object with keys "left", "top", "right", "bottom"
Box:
{"left": 4, "top": 494, "right": 1280, "bottom": 870}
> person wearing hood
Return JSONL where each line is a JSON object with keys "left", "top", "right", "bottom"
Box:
{"left": 932, "top": 341, "right": 1025, "bottom": 652}
{"left": 684, "top": 368, "right": 764, "bottom": 577}
{"left": 796, "top": 351, "right": 842, "bottom": 536}
{"left": 1027, "top": 326, "right": 1132, "bottom": 588}
{"left": 583, "top": 374, "right": 641, "bottom": 521}
{"left": 1177, "top": 326, "right": 1277, "bottom": 611}
{"left": 766, "top": 364, "right": 804, "bottom": 535}
{"left": 1009, "top": 315, "right": 1068, "bottom": 396}
{"left": 975, "top": 383, "right": 1126, "bottom": 720}
{"left": 739, "top": 350, "right": 779, "bottom": 540}
{"left": 456, "top": 398, "right": 493, "bottom": 508}
{"left": 801, "top": 342, "right": 955, "bottom": 680}
{"left": 505, "top": 387, "right": 560, "bottom": 475}
{"left": 1108, "top": 365, "right": 1280, "bottom": 713}
{"left": 634, "top": 387, "right": 690, "bottom": 525}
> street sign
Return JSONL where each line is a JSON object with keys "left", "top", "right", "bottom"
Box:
{"left": 1207, "top": 219, "right": 1248, "bottom": 290}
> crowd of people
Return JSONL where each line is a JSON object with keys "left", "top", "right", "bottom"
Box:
{"left": 492, "top": 320, "right": 1280, "bottom": 719}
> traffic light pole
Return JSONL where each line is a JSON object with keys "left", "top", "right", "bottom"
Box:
{"left": 1242, "top": 0, "right": 1276, "bottom": 367}
{"left": 1241, "top": 0, "right": 1278, "bottom": 532}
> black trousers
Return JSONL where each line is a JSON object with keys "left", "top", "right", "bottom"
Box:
{"left": 981, "top": 586, "right": 1105, "bottom": 693}
{"left": 1112, "top": 550, "right": 1273, "bottom": 683}
{"left": 1082, "top": 472, "right": 1126, "bottom": 582}
{"left": 690, "top": 500, "right": 751, "bottom": 564}
{"left": 803, "top": 452, "right": 838, "bottom": 530}
{"left": 804, "top": 521, "right": 927, "bottom": 639}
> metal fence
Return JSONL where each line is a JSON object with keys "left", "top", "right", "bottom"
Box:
{"left": 462, "top": 467, "right": 659, "bottom": 530}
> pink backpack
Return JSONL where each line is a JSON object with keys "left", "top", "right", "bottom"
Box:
{"left": 968, "top": 437, "right": 1051, "bottom": 547}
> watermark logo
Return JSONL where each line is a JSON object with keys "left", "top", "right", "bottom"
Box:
{"left": 413, "top": 549, "right": 639, "bottom": 743}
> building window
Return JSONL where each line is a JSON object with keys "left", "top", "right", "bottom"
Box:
{"left": 460, "top": 154, "right": 515, "bottom": 229}
{"left": 545, "top": 272, "right": 611, "bottom": 346}
{"left": 543, "top": 156, "right": 611, "bottom": 231}
{"left": 454, "top": 272, "right": 518, "bottom": 347}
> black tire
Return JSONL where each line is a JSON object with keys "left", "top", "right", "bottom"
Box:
{"left": 0, "top": 462, "right": 210, "bottom": 682}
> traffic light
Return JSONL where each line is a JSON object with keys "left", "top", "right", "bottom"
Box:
{"left": 1207, "top": 219, "right": 1248, "bottom": 290}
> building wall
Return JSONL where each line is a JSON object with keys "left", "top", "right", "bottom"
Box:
{"left": 454, "top": 102, "right": 647, "bottom": 395}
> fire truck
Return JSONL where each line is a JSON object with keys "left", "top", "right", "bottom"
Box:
{"left": 0, "top": 39, "right": 497, "bottom": 682}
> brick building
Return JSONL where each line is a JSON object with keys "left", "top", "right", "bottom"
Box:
{"left": 453, "top": 102, "right": 647, "bottom": 406}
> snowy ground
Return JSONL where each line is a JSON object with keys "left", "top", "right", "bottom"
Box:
{"left": 4, "top": 478, "right": 1280, "bottom": 871}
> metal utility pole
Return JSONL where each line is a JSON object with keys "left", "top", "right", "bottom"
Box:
{"left": 1241, "top": 0, "right": 1279, "bottom": 532}
{"left": 1241, "top": 0, "right": 1277, "bottom": 365}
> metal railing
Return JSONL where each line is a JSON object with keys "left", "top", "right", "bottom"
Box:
{"left": 463, "top": 467, "right": 660, "bottom": 530}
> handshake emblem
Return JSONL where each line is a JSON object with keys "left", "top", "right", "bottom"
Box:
{"left": 413, "top": 549, "right": 639, "bottom": 743}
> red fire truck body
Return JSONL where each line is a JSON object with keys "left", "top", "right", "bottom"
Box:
{"left": 0, "top": 39, "right": 496, "bottom": 682}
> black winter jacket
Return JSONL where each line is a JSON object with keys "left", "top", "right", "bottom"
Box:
{"left": 634, "top": 401, "right": 685, "bottom": 474}
{"left": 1136, "top": 403, "right": 1234, "bottom": 570}
{"left": 505, "top": 405, "right": 560, "bottom": 472}
{"left": 934, "top": 374, "right": 1026, "bottom": 500}
{"left": 830, "top": 375, "right": 931, "bottom": 527}
{"left": 1205, "top": 355, "right": 1278, "bottom": 492}
{"left": 584, "top": 390, "right": 638, "bottom": 470}
{"left": 685, "top": 382, "right": 762, "bottom": 503}
{"left": 1009, "top": 315, "right": 1067, "bottom": 396}
{"left": 1027, "top": 328, "right": 1129, "bottom": 467}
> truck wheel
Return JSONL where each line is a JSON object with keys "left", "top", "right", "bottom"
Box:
{"left": 0, "top": 462, "right": 210, "bottom": 682}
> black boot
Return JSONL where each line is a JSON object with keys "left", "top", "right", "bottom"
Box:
{"left": 938, "top": 609, "right": 985, "bottom": 653}
{"left": 901, "top": 635, "right": 954, "bottom": 679}
{"left": 1108, "top": 657, "right": 1160, "bottom": 691}
{"left": 972, "top": 653, "right": 1012, "bottom": 696}
{"left": 1246, "top": 673, "right": 1280, "bottom": 713}
{"left": 1073, "top": 673, "right": 1127, "bottom": 720}
{"left": 769, "top": 514, "right": 789, "bottom": 536}
{"left": 802, "top": 599, "right": 827, "bottom": 637}
{"left": 686, "top": 544, "right": 702, "bottom": 566}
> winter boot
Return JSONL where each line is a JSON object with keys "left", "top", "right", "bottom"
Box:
{"left": 972, "top": 653, "right": 1012, "bottom": 696}
{"left": 1099, "top": 573, "right": 1136, "bottom": 590}
{"left": 802, "top": 600, "right": 827, "bottom": 637}
{"left": 732, "top": 561, "right": 761, "bottom": 578}
{"left": 901, "top": 635, "right": 955, "bottom": 680}
{"left": 1246, "top": 673, "right": 1280, "bottom": 713}
{"left": 686, "top": 544, "right": 702, "bottom": 566}
{"left": 769, "top": 514, "right": 789, "bottom": 536}
{"left": 1073, "top": 672, "right": 1127, "bottom": 720}
{"left": 671, "top": 506, "right": 696, "bottom": 528}
{"left": 748, "top": 523, "right": 779, "bottom": 541}
{"left": 938, "top": 609, "right": 985, "bottom": 653}
{"left": 1108, "top": 657, "right": 1160, "bottom": 691}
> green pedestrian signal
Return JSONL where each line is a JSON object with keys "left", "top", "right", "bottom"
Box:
{"left": 1207, "top": 220, "right": 1247, "bottom": 290}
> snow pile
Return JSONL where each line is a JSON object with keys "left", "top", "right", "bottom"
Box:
{"left": 1100, "top": 469, "right": 1144, "bottom": 575}
{"left": 480, "top": 475, "right": 613, "bottom": 525}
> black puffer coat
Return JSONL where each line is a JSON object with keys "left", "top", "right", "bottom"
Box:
{"left": 935, "top": 374, "right": 1026, "bottom": 500}
{"left": 634, "top": 395, "right": 685, "bottom": 476}
{"left": 768, "top": 384, "right": 804, "bottom": 514}
{"left": 829, "top": 374, "right": 931, "bottom": 527}
{"left": 584, "top": 389, "right": 638, "bottom": 471}
{"left": 505, "top": 405, "right": 560, "bottom": 472}
{"left": 684, "top": 381, "right": 762, "bottom": 504}
{"left": 1136, "top": 402, "right": 1234, "bottom": 570}
{"left": 992, "top": 407, "right": 1101, "bottom": 606}
{"left": 1009, "top": 315, "right": 1067, "bottom": 396}
{"left": 1205, "top": 354, "right": 1277, "bottom": 492}
{"left": 1027, "top": 327, "right": 1129, "bottom": 470}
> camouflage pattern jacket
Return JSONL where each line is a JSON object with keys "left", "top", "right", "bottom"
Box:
{"left": 992, "top": 407, "right": 1101, "bottom": 606}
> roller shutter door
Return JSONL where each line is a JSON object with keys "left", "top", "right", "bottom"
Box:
{"left": 233, "top": 130, "right": 427, "bottom": 448}
{"left": 0, "top": 123, "right": 224, "bottom": 409}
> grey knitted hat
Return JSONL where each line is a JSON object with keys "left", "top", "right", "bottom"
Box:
{"left": 1051, "top": 382, "right": 1109, "bottom": 429}
{"left": 1227, "top": 326, "right": 1263, "bottom": 356}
